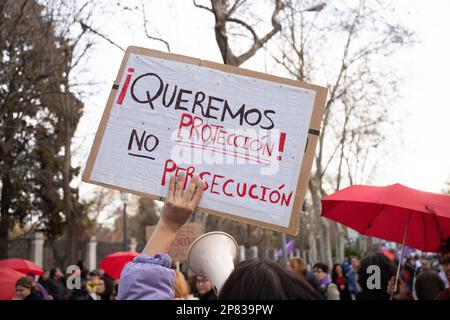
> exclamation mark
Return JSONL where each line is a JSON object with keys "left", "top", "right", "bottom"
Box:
{"left": 117, "top": 68, "right": 134, "bottom": 105}
{"left": 277, "top": 132, "right": 286, "bottom": 161}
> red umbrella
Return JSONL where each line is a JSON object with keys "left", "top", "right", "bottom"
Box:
{"left": 321, "top": 183, "right": 450, "bottom": 292}
{"left": 322, "top": 183, "right": 450, "bottom": 252}
{"left": 0, "top": 258, "right": 44, "bottom": 276}
{"left": 99, "top": 251, "right": 139, "bottom": 280}
{"left": 0, "top": 267, "right": 26, "bottom": 300}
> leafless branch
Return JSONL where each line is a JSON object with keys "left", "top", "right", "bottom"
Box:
{"left": 193, "top": 0, "right": 213, "bottom": 13}
{"left": 141, "top": 0, "right": 171, "bottom": 52}
{"left": 79, "top": 20, "right": 125, "bottom": 52}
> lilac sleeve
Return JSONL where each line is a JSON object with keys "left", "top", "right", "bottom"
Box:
{"left": 117, "top": 253, "right": 175, "bottom": 300}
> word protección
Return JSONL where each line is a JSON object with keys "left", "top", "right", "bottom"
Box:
{"left": 127, "top": 71, "right": 276, "bottom": 129}
{"left": 177, "top": 113, "right": 280, "bottom": 162}
{"left": 162, "top": 159, "right": 294, "bottom": 207}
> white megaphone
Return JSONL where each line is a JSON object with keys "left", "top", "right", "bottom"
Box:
{"left": 187, "top": 231, "right": 238, "bottom": 294}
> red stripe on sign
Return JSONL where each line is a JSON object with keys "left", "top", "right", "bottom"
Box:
{"left": 117, "top": 69, "right": 134, "bottom": 105}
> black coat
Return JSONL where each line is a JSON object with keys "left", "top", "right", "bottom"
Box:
{"left": 24, "top": 291, "right": 44, "bottom": 300}
{"left": 48, "top": 278, "right": 65, "bottom": 300}
{"left": 198, "top": 289, "right": 217, "bottom": 300}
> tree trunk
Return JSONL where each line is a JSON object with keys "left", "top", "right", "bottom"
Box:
{"left": 62, "top": 94, "right": 76, "bottom": 266}
{"left": 309, "top": 177, "right": 332, "bottom": 267}
{"left": 335, "top": 222, "right": 345, "bottom": 263}
{"left": 318, "top": 218, "right": 333, "bottom": 267}
{"left": 308, "top": 230, "right": 317, "bottom": 264}
{"left": 0, "top": 174, "right": 12, "bottom": 259}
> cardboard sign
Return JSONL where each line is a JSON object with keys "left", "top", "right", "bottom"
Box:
{"left": 82, "top": 46, "right": 327, "bottom": 235}
{"left": 145, "top": 223, "right": 203, "bottom": 261}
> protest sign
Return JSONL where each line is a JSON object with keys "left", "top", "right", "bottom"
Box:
{"left": 83, "top": 46, "right": 327, "bottom": 235}
{"left": 145, "top": 223, "right": 203, "bottom": 261}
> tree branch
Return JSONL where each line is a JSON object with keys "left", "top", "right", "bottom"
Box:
{"left": 236, "top": 0, "right": 285, "bottom": 64}
{"left": 227, "top": 0, "right": 245, "bottom": 18}
{"left": 193, "top": 0, "right": 213, "bottom": 12}
{"left": 141, "top": 0, "right": 171, "bottom": 52}
{"left": 227, "top": 17, "right": 258, "bottom": 41}
{"left": 79, "top": 21, "right": 125, "bottom": 52}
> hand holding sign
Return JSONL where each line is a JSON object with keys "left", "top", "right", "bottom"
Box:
{"left": 162, "top": 174, "right": 204, "bottom": 233}
{"left": 143, "top": 174, "right": 204, "bottom": 256}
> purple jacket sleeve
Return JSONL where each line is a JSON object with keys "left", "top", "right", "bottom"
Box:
{"left": 117, "top": 253, "right": 175, "bottom": 300}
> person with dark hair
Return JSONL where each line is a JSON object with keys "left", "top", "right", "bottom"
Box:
{"left": 220, "top": 259, "right": 320, "bottom": 300}
{"left": 187, "top": 275, "right": 198, "bottom": 298}
{"left": 89, "top": 277, "right": 115, "bottom": 300}
{"left": 48, "top": 267, "right": 65, "bottom": 300}
{"left": 313, "top": 263, "right": 340, "bottom": 300}
{"left": 38, "top": 269, "right": 52, "bottom": 297}
{"left": 414, "top": 266, "right": 445, "bottom": 300}
{"left": 357, "top": 253, "right": 399, "bottom": 300}
{"left": 14, "top": 277, "right": 43, "bottom": 300}
{"left": 117, "top": 174, "right": 321, "bottom": 300}
{"left": 192, "top": 275, "right": 216, "bottom": 300}
{"left": 331, "top": 263, "right": 352, "bottom": 300}
{"left": 289, "top": 257, "right": 321, "bottom": 294}
{"left": 101, "top": 275, "right": 116, "bottom": 300}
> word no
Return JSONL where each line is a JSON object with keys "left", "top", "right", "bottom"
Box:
{"left": 128, "top": 129, "right": 159, "bottom": 160}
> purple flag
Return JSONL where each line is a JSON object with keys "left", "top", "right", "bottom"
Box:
{"left": 277, "top": 240, "right": 296, "bottom": 257}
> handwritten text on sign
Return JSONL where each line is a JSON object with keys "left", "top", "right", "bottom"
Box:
{"left": 86, "top": 48, "right": 319, "bottom": 230}
{"left": 146, "top": 223, "right": 203, "bottom": 261}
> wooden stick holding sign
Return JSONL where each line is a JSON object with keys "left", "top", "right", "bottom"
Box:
{"left": 82, "top": 46, "right": 327, "bottom": 235}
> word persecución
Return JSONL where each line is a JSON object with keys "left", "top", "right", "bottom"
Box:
{"left": 125, "top": 71, "right": 277, "bottom": 129}
{"left": 162, "top": 159, "right": 294, "bottom": 207}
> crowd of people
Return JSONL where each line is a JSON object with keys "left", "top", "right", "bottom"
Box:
{"left": 13, "top": 265, "right": 117, "bottom": 300}
{"left": 12, "top": 174, "right": 450, "bottom": 300}
{"left": 13, "top": 248, "right": 449, "bottom": 301}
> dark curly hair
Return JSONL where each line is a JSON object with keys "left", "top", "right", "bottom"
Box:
{"left": 358, "top": 253, "right": 396, "bottom": 293}
{"left": 219, "top": 259, "right": 321, "bottom": 300}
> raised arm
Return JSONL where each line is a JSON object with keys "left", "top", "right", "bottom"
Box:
{"left": 117, "top": 174, "right": 204, "bottom": 300}
{"left": 143, "top": 173, "right": 204, "bottom": 255}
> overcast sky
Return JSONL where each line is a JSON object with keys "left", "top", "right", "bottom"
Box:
{"left": 74, "top": 0, "right": 450, "bottom": 200}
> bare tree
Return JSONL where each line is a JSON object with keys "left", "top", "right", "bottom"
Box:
{"left": 194, "top": 0, "right": 286, "bottom": 66}
{"left": 85, "top": 188, "right": 117, "bottom": 236}
{"left": 87, "top": 0, "right": 171, "bottom": 53}
{"left": 272, "top": 0, "right": 415, "bottom": 266}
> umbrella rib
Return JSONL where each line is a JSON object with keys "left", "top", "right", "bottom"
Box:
{"left": 362, "top": 204, "right": 384, "bottom": 234}
{"left": 426, "top": 205, "right": 444, "bottom": 242}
